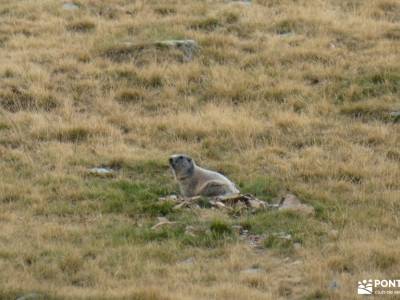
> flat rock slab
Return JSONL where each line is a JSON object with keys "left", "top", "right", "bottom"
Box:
{"left": 279, "top": 194, "right": 315, "bottom": 216}
{"left": 62, "top": 3, "right": 79, "bottom": 10}
{"left": 228, "top": 0, "right": 252, "bottom": 5}
{"left": 16, "top": 293, "right": 44, "bottom": 300}
{"left": 88, "top": 167, "right": 115, "bottom": 177}
{"left": 241, "top": 267, "right": 264, "bottom": 274}
{"left": 390, "top": 111, "right": 400, "bottom": 122}
{"left": 159, "top": 193, "right": 314, "bottom": 215}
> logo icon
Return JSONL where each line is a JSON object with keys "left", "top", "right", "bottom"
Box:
{"left": 358, "top": 279, "right": 373, "bottom": 295}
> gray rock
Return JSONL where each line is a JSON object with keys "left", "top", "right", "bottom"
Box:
{"left": 272, "top": 232, "right": 292, "bottom": 240}
{"left": 278, "top": 32, "right": 295, "bottom": 38}
{"left": 179, "top": 257, "right": 195, "bottom": 265}
{"left": 230, "top": 0, "right": 252, "bottom": 5}
{"left": 279, "top": 194, "right": 315, "bottom": 216}
{"left": 241, "top": 267, "right": 264, "bottom": 274}
{"left": 390, "top": 111, "right": 400, "bottom": 122}
{"left": 88, "top": 167, "right": 114, "bottom": 177}
{"left": 16, "top": 293, "right": 43, "bottom": 300}
{"left": 62, "top": 3, "right": 79, "bottom": 10}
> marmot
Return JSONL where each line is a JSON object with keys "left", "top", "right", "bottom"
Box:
{"left": 169, "top": 154, "right": 239, "bottom": 197}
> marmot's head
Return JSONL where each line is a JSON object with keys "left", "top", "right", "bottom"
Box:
{"left": 169, "top": 154, "right": 195, "bottom": 180}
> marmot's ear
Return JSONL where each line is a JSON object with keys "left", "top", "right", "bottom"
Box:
{"left": 188, "top": 157, "right": 192, "bottom": 162}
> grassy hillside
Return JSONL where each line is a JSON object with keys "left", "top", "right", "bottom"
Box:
{"left": 0, "top": 0, "right": 399, "bottom": 299}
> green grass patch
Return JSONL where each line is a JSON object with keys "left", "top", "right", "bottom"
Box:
{"left": 238, "top": 176, "right": 281, "bottom": 201}
{"left": 190, "top": 17, "right": 221, "bottom": 31}
{"left": 334, "top": 70, "right": 400, "bottom": 102}
{"left": 240, "top": 210, "right": 326, "bottom": 248}
{"left": 85, "top": 178, "right": 175, "bottom": 217}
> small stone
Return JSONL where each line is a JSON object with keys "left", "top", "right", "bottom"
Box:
{"left": 231, "top": 225, "right": 243, "bottom": 234}
{"left": 279, "top": 194, "right": 315, "bottom": 216}
{"left": 247, "top": 234, "right": 266, "bottom": 248}
{"left": 185, "top": 225, "right": 197, "bottom": 237}
{"left": 230, "top": 0, "right": 252, "bottom": 5}
{"left": 241, "top": 267, "right": 264, "bottom": 274}
{"left": 157, "top": 216, "right": 169, "bottom": 223}
{"left": 329, "top": 280, "right": 340, "bottom": 290}
{"left": 179, "top": 257, "right": 195, "bottom": 265}
{"left": 328, "top": 229, "right": 339, "bottom": 240}
{"left": 16, "top": 293, "right": 43, "bottom": 300}
{"left": 159, "top": 195, "right": 178, "bottom": 202}
{"left": 278, "top": 32, "right": 295, "bottom": 37}
{"left": 62, "top": 3, "right": 79, "bottom": 10}
{"left": 293, "top": 242, "right": 302, "bottom": 250}
{"left": 390, "top": 111, "right": 400, "bottom": 122}
{"left": 215, "top": 201, "right": 226, "bottom": 209}
{"left": 273, "top": 232, "right": 292, "bottom": 240}
{"left": 88, "top": 167, "right": 114, "bottom": 177}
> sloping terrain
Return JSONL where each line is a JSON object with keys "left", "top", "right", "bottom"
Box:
{"left": 0, "top": 0, "right": 399, "bottom": 299}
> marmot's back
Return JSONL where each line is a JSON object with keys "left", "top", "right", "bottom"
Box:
{"left": 169, "top": 154, "right": 239, "bottom": 197}
{"left": 195, "top": 167, "right": 239, "bottom": 195}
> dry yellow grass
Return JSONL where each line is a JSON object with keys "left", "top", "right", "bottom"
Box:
{"left": 0, "top": 0, "right": 399, "bottom": 299}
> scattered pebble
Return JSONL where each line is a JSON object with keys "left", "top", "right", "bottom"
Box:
{"left": 241, "top": 266, "right": 264, "bottom": 274}
{"left": 159, "top": 195, "right": 178, "bottom": 202}
{"left": 179, "top": 257, "right": 195, "bottom": 265}
{"left": 389, "top": 111, "right": 400, "bottom": 122}
{"left": 329, "top": 280, "right": 340, "bottom": 290}
{"left": 62, "top": 2, "right": 79, "bottom": 10}
{"left": 229, "top": 0, "right": 252, "bottom": 5}
{"left": 272, "top": 232, "right": 292, "bottom": 240}
{"left": 185, "top": 225, "right": 197, "bottom": 237}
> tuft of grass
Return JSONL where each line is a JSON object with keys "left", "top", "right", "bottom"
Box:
{"left": 66, "top": 20, "right": 96, "bottom": 32}
{"left": 0, "top": 86, "right": 59, "bottom": 113}
{"left": 190, "top": 17, "right": 221, "bottom": 31}
{"left": 115, "top": 88, "right": 146, "bottom": 104}
{"left": 56, "top": 127, "right": 91, "bottom": 143}
{"left": 154, "top": 6, "right": 177, "bottom": 16}
{"left": 210, "top": 219, "right": 232, "bottom": 236}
